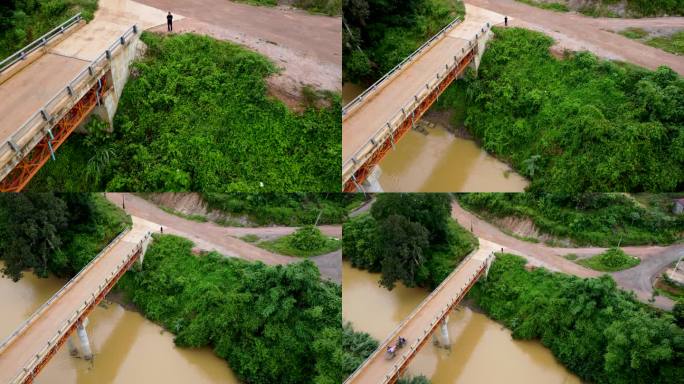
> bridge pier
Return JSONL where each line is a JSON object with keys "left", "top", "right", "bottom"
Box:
{"left": 432, "top": 315, "right": 451, "bottom": 349}
{"left": 67, "top": 336, "right": 79, "bottom": 357}
{"left": 76, "top": 319, "right": 93, "bottom": 360}
{"left": 360, "top": 165, "right": 384, "bottom": 192}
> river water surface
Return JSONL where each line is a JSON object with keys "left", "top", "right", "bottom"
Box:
{"left": 343, "top": 262, "right": 581, "bottom": 384}
{"left": 0, "top": 266, "right": 239, "bottom": 383}
{"left": 343, "top": 83, "right": 528, "bottom": 192}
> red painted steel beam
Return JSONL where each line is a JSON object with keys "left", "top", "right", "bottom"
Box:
{"left": 387, "top": 261, "right": 486, "bottom": 384}
{"left": 0, "top": 75, "right": 109, "bottom": 192}
{"left": 22, "top": 247, "right": 141, "bottom": 384}
{"left": 343, "top": 50, "right": 475, "bottom": 192}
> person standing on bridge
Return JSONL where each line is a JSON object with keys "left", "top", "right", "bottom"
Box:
{"left": 167, "top": 12, "right": 174, "bottom": 32}
{"left": 504, "top": 16, "right": 508, "bottom": 27}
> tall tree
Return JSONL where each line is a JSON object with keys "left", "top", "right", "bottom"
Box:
{"left": 378, "top": 214, "right": 429, "bottom": 289}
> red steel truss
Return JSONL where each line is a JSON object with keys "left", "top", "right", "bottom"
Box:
{"left": 388, "top": 260, "right": 486, "bottom": 383}
{"left": 21, "top": 246, "right": 141, "bottom": 384}
{"left": 343, "top": 49, "right": 476, "bottom": 192}
{"left": 0, "top": 75, "right": 109, "bottom": 192}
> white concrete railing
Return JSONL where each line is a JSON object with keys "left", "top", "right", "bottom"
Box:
{"left": 3, "top": 230, "right": 152, "bottom": 384}
{"left": 0, "top": 24, "right": 140, "bottom": 182}
{"left": 0, "top": 13, "right": 83, "bottom": 75}
{"left": 344, "top": 251, "right": 495, "bottom": 384}
{"left": 342, "top": 22, "right": 492, "bottom": 188}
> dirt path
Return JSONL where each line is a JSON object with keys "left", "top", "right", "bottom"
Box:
{"left": 452, "top": 201, "right": 682, "bottom": 310}
{"left": 105, "top": 193, "right": 342, "bottom": 282}
{"left": 466, "top": 0, "right": 684, "bottom": 74}
{"left": 136, "top": 0, "right": 341, "bottom": 105}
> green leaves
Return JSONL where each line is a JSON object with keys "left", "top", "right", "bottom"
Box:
{"left": 119, "top": 234, "right": 343, "bottom": 384}
{"left": 462, "top": 27, "right": 684, "bottom": 193}
{"left": 475, "top": 254, "right": 684, "bottom": 384}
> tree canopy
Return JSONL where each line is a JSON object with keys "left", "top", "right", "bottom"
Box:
{"left": 0, "top": 193, "right": 130, "bottom": 280}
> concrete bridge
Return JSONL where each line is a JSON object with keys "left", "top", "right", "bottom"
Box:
{"left": 0, "top": 1, "right": 169, "bottom": 192}
{"left": 0, "top": 219, "right": 153, "bottom": 383}
{"left": 341, "top": 6, "right": 505, "bottom": 192}
{"left": 344, "top": 240, "right": 499, "bottom": 384}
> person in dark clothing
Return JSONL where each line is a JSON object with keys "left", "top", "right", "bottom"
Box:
{"left": 167, "top": 12, "right": 173, "bottom": 32}
{"left": 504, "top": 16, "right": 508, "bottom": 27}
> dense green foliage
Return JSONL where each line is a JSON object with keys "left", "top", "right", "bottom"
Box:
{"left": 257, "top": 225, "right": 341, "bottom": 257}
{"left": 233, "top": 0, "right": 341, "bottom": 15}
{"left": 118, "top": 235, "right": 343, "bottom": 384}
{"left": 675, "top": 301, "right": 684, "bottom": 327}
{"left": 343, "top": 194, "right": 477, "bottom": 289}
{"left": 458, "top": 28, "right": 684, "bottom": 193}
{"left": 342, "top": 322, "right": 378, "bottom": 377}
{"left": 458, "top": 193, "right": 684, "bottom": 246}
{"left": 0, "top": 0, "right": 97, "bottom": 60}
{"left": 0, "top": 193, "right": 130, "bottom": 280}
{"left": 343, "top": 0, "right": 464, "bottom": 82}
{"left": 31, "top": 32, "right": 341, "bottom": 192}
{"left": 472, "top": 254, "right": 684, "bottom": 384}
{"left": 202, "top": 193, "right": 362, "bottom": 225}
{"left": 577, "top": 247, "right": 641, "bottom": 271}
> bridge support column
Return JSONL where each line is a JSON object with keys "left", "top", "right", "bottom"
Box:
{"left": 432, "top": 315, "right": 451, "bottom": 348}
{"left": 67, "top": 335, "right": 79, "bottom": 357}
{"left": 76, "top": 319, "right": 93, "bottom": 360}
{"left": 360, "top": 166, "right": 384, "bottom": 192}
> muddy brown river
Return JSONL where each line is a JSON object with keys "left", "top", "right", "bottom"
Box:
{"left": 343, "top": 262, "right": 581, "bottom": 383}
{"left": 0, "top": 266, "right": 239, "bottom": 383}
{"left": 343, "top": 83, "right": 528, "bottom": 192}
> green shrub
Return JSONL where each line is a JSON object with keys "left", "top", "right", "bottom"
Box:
{"left": 459, "top": 27, "right": 684, "bottom": 193}
{"left": 577, "top": 247, "right": 640, "bottom": 272}
{"left": 31, "top": 33, "right": 341, "bottom": 192}
{"left": 256, "top": 226, "right": 341, "bottom": 257}
{"left": 458, "top": 193, "right": 684, "bottom": 246}
{"left": 472, "top": 254, "right": 684, "bottom": 384}
{"left": 119, "top": 234, "right": 342, "bottom": 384}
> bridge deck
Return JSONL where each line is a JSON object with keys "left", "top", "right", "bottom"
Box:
{"left": 0, "top": 54, "right": 88, "bottom": 148}
{"left": 342, "top": 5, "right": 505, "bottom": 167}
{"left": 346, "top": 240, "right": 499, "bottom": 384}
{"left": 0, "top": 217, "right": 154, "bottom": 383}
{"left": 0, "top": 0, "right": 171, "bottom": 171}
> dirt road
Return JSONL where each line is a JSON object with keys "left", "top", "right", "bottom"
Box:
{"left": 452, "top": 201, "right": 682, "bottom": 310}
{"left": 466, "top": 0, "right": 684, "bottom": 74}
{"left": 137, "top": 0, "right": 341, "bottom": 102}
{"left": 106, "top": 193, "right": 342, "bottom": 282}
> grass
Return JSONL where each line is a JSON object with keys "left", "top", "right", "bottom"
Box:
{"left": 240, "top": 234, "right": 260, "bottom": 243}
{"left": 619, "top": 27, "right": 649, "bottom": 39}
{"left": 576, "top": 248, "right": 640, "bottom": 272}
{"left": 256, "top": 226, "right": 340, "bottom": 257}
{"left": 30, "top": 32, "right": 341, "bottom": 192}
{"left": 619, "top": 27, "right": 684, "bottom": 56}
{"left": 563, "top": 253, "right": 578, "bottom": 261}
{"left": 159, "top": 206, "right": 208, "bottom": 223}
{"left": 516, "top": 0, "right": 569, "bottom": 12}
{"left": 646, "top": 30, "right": 684, "bottom": 55}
